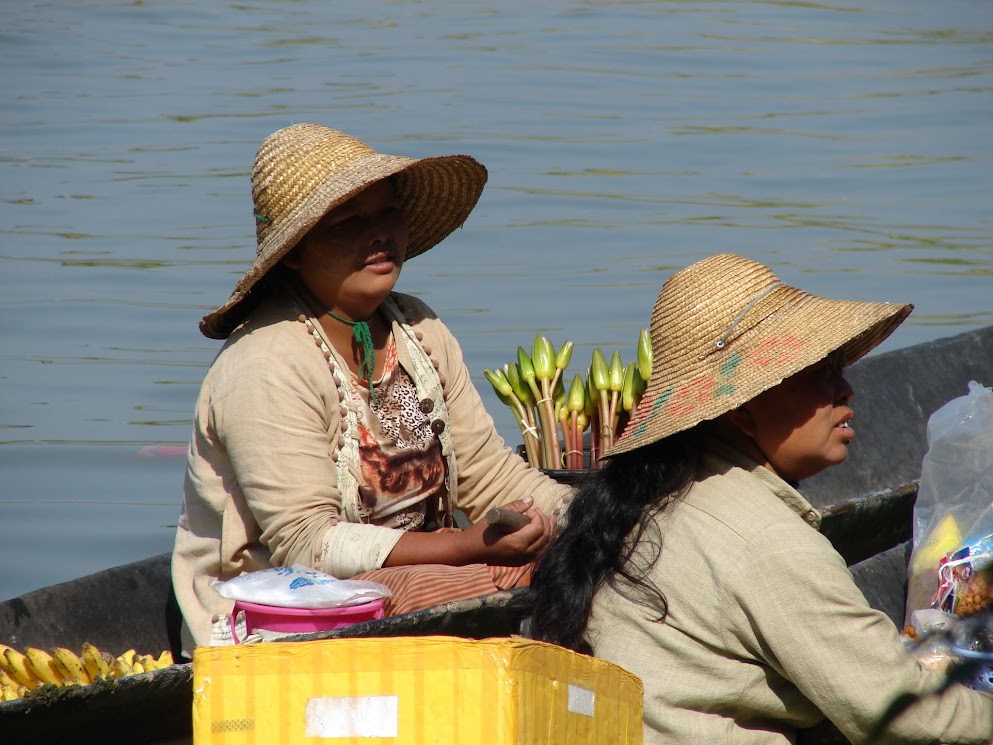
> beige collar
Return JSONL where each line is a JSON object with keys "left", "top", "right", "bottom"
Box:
{"left": 699, "top": 435, "right": 822, "bottom": 531}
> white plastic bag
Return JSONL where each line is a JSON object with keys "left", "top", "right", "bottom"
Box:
{"left": 905, "top": 381, "right": 993, "bottom": 623}
{"left": 212, "top": 565, "right": 391, "bottom": 609}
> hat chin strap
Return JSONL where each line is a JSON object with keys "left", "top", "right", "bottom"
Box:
{"left": 714, "top": 282, "right": 782, "bottom": 350}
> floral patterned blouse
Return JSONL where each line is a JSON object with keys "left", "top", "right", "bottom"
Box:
{"left": 348, "top": 335, "right": 446, "bottom": 531}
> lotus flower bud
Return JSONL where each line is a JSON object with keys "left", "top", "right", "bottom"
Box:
{"left": 577, "top": 411, "right": 589, "bottom": 432}
{"left": 484, "top": 368, "right": 513, "bottom": 399}
{"left": 622, "top": 363, "right": 637, "bottom": 412}
{"left": 638, "top": 328, "right": 652, "bottom": 383}
{"left": 555, "top": 340, "right": 574, "bottom": 371}
{"left": 531, "top": 335, "right": 554, "bottom": 381}
{"left": 505, "top": 363, "right": 535, "bottom": 407}
{"left": 517, "top": 346, "right": 536, "bottom": 386}
{"left": 590, "top": 349, "right": 609, "bottom": 392}
{"left": 567, "top": 374, "right": 586, "bottom": 413}
{"left": 608, "top": 351, "right": 624, "bottom": 393}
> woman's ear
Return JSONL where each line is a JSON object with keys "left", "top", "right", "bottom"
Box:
{"left": 725, "top": 404, "right": 758, "bottom": 440}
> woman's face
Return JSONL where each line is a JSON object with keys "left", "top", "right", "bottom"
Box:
{"left": 284, "top": 179, "right": 409, "bottom": 314}
{"left": 730, "top": 353, "right": 855, "bottom": 483}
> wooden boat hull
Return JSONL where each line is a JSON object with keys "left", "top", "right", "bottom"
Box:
{"left": 1, "top": 547, "right": 909, "bottom": 744}
{"left": 2, "top": 324, "right": 991, "bottom": 743}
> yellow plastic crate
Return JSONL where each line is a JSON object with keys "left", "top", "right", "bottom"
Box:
{"left": 193, "top": 635, "right": 643, "bottom": 744}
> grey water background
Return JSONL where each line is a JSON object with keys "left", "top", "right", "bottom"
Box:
{"left": 2, "top": 0, "right": 991, "bottom": 601}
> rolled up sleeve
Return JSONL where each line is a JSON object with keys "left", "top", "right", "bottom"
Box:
{"left": 726, "top": 523, "right": 993, "bottom": 745}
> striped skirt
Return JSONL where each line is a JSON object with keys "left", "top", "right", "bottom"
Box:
{"left": 351, "top": 561, "right": 533, "bottom": 617}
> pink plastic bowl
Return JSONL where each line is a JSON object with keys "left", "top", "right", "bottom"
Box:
{"left": 230, "top": 598, "right": 386, "bottom": 643}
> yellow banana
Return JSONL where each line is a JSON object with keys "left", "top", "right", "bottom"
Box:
{"left": 118, "top": 648, "right": 137, "bottom": 667}
{"left": 1, "top": 680, "right": 22, "bottom": 701}
{"left": 2, "top": 648, "right": 40, "bottom": 689}
{"left": 81, "top": 642, "right": 111, "bottom": 680}
{"left": 23, "top": 647, "right": 63, "bottom": 686}
{"left": 131, "top": 659, "right": 145, "bottom": 674}
{"left": 51, "top": 647, "right": 92, "bottom": 684}
{"left": 135, "top": 654, "right": 155, "bottom": 671}
{"left": 156, "top": 650, "right": 174, "bottom": 667}
{"left": 111, "top": 655, "right": 134, "bottom": 679}
{"left": 0, "top": 668, "right": 17, "bottom": 688}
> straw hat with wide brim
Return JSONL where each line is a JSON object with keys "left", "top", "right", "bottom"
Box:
{"left": 199, "top": 123, "right": 488, "bottom": 339}
{"left": 607, "top": 253, "right": 913, "bottom": 457}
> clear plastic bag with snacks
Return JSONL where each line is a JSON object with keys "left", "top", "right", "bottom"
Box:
{"left": 903, "top": 382, "right": 993, "bottom": 693}
{"left": 905, "top": 382, "right": 993, "bottom": 622}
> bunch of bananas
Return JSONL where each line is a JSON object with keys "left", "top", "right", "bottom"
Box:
{"left": 0, "top": 642, "right": 174, "bottom": 701}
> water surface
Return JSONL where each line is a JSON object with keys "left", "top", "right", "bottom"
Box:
{"left": 2, "top": 0, "right": 991, "bottom": 599}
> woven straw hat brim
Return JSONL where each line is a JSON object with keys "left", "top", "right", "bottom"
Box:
{"left": 607, "top": 260, "right": 912, "bottom": 457}
{"left": 200, "top": 151, "right": 486, "bottom": 339}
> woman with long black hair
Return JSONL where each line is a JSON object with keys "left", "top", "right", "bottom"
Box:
{"left": 530, "top": 253, "right": 992, "bottom": 744}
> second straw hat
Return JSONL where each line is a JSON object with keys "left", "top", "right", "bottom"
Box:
{"left": 608, "top": 253, "right": 913, "bottom": 456}
{"left": 200, "top": 123, "right": 488, "bottom": 339}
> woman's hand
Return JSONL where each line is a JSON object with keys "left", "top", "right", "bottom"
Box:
{"left": 382, "top": 496, "right": 558, "bottom": 568}
{"left": 458, "top": 496, "right": 558, "bottom": 566}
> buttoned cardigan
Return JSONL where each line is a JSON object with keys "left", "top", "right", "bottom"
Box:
{"left": 172, "top": 286, "right": 572, "bottom": 650}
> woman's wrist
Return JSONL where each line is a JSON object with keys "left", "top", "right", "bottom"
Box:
{"left": 384, "top": 528, "right": 483, "bottom": 567}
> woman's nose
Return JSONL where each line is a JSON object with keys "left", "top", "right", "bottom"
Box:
{"left": 366, "top": 218, "right": 389, "bottom": 245}
{"left": 366, "top": 210, "right": 403, "bottom": 246}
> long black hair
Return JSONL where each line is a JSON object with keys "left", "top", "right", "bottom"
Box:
{"left": 528, "top": 430, "right": 699, "bottom": 654}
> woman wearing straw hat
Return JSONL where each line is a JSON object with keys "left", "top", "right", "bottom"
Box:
{"left": 172, "top": 124, "right": 570, "bottom": 652}
{"left": 529, "top": 254, "right": 992, "bottom": 744}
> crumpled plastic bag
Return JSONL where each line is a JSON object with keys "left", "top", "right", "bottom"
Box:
{"left": 905, "top": 381, "right": 993, "bottom": 624}
{"left": 211, "top": 565, "right": 391, "bottom": 609}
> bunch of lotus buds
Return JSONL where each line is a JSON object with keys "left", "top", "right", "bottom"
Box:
{"left": 484, "top": 329, "right": 651, "bottom": 469}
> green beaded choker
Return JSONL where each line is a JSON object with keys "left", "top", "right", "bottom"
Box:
{"left": 326, "top": 309, "right": 376, "bottom": 400}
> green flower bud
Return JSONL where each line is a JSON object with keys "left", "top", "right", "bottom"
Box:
{"left": 567, "top": 374, "right": 586, "bottom": 413}
{"left": 531, "top": 335, "right": 554, "bottom": 381}
{"left": 577, "top": 411, "right": 589, "bottom": 432}
{"left": 484, "top": 368, "right": 513, "bottom": 399}
{"left": 638, "top": 328, "right": 653, "bottom": 383}
{"left": 505, "top": 363, "right": 534, "bottom": 406}
{"left": 517, "top": 346, "right": 536, "bottom": 386}
{"left": 622, "top": 363, "right": 637, "bottom": 412}
{"left": 608, "top": 351, "right": 624, "bottom": 393}
{"left": 590, "top": 349, "right": 609, "bottom": 392}
{"left": 555, "top": 340, "right": 574, "bottom": 371}
{"left": 633, "top": 363, "right": 647, "bottom": 406}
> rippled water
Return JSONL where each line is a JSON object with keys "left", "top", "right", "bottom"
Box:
{"left": 2, "top": 0, "right": 991, "bottom": 600}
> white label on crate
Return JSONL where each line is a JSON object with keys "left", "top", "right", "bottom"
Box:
{"left": 305, "top": 695, "right": 399, "bottom": 738}
{"left": 567, "top": 684, "right": 595, "bottom": 718}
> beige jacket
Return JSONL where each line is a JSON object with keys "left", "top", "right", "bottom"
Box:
{"left": 172, "top": 287, "right": 572, "bottom": 651}
{"left": 588, "top": 442, "right": 993, "bottom": 745}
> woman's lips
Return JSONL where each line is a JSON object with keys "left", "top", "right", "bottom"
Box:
{"left": 363, "top": 251, "right": 397, "bottom": 272}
